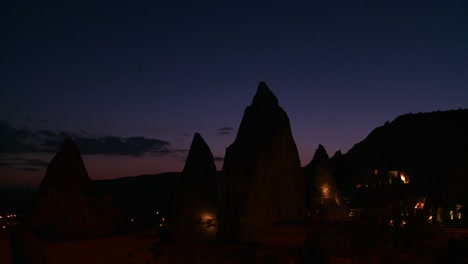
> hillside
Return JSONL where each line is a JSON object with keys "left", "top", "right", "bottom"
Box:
{"left": 94, "top": 172, "right": 181, "bottom": 221}
{"left": 335, "top": 109, "right": 468, "bottom": 203}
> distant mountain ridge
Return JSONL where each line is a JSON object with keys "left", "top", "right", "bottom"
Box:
{"left": 345, "top": 109, "right": 468, "bottom": 165}
{"left": 334, "top": 109, "right": 468, "bottom": 202}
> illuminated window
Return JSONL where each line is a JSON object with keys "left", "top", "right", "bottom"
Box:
{"left": 414, "top": 202, "right": 424, "bottom": 210}
{"left": 456, "top": 203, "right": 463, "bottom": 220}
{"left": 400, "top": 173, "right": 409, "bottom": 184}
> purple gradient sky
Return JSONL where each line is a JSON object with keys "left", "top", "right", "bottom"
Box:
{"left": 1, "top": 0, "right": 467, "bottom": 187}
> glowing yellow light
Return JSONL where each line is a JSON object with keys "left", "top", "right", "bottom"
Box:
{"left": 450, "top": 210, "right": 454, "bottom": 220}
{"left": 321, "top": 184, "right": 331, "bottom": 198}
{"left": 199, "top": 213, "right": 217, "bottom": 231}
{"left": 400, "top": 173, "right": 409, "bottom": 184}
{"left": 201, "top": 215, "right": 213, "bottom": 224}
{"left": 415, "top": 202, "right": 424, "bottom": 210}
{"left": 428, "top": 215, "right": 433, "bottom": 223}
{"left": 456, "top": 203, "right": 463, "bottom": 219}
{"left": 335, "top": 197, "right": 341, "bottom": 206}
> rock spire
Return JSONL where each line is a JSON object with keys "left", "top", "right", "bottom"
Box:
{"left": 218, "top": 82, "right": 305, "bottom": 241}
{"left": 28, "top": 139, "right": 127, "bottom": 242}
{"left": 305, "top": 144, "right": 346, "bottom": 222}
{"left": 173, "top": 133, "right": 218, "bottom": 241}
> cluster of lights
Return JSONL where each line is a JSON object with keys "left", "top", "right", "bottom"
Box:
{"left": 154, "top": 211, "right": 168, "bottom": 227}
{"left": 388, "top": 219, "right": 407, "bottom": 227}
{"left": 447, "top": 203, "right": 463, "bottom": 221}
{"left": 0, "top": 214, "right": 20, "bottom": 230}
{"left": 127, "top": 210, "right": 168, "bottom": 228}
{"left": 0, "top": 214, "right": 17, "bottom": 219}
{"left": 159, "top": 217, "right": 166, "bottom": 227}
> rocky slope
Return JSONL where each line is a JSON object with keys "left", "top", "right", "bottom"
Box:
{"left": 335, "top": 109, "right": 468, "bottom": 205}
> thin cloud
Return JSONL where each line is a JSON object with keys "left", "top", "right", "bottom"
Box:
{"left": 42, "top": 133, "right": 172, "bottom": 157}
{"left": 171, "top": 149, "right": 189, "bottom": 154}
{"left": 219, "top": 127, "right": 234, "bottom": 131}
{"left": 217, "top": 126, "right": 235, "bottom": 135}
{"left": 17, "top": 167, "right": 41, "bottom": 172}
{"left": 0, "top": 161, "right": 15, "bottom": 168}
{"left": 0, "top": 119, "right": 174, "bottom": 157}
{"left": 0, "top": 119, "right": 36, "bottom": 153}
{"left": 14, "top": 158, "right": 49, "bottom": 167}
{"left": 0, "top": 157, "right": 48, "bottom": 171}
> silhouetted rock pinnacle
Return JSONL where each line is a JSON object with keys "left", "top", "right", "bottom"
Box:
{"left": 308, "top": 144, "right": 329, "bottom": 166}
{"left": 28, "top": 139, "right": 128, "bottom": 242}
{"left": 173, "top": 133, "right": 218, "bottom": 241}
{"left": 219, "top": 82, "right": 305, "bottom": 242}
{"left": 37, "top": 138, "right": 92, "bottom": 196}
{"left": 251, "top": 81, "right": 279, "bottom": 108}
{"left": 304, "top": 145, "right": 345, "bottom": 221}
{"left": 182, "top": 132, "right": 218, "bottom": 195}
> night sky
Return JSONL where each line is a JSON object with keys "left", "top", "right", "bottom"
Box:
{"left": 1, "top": 0, "right": 467, "bottom": 187}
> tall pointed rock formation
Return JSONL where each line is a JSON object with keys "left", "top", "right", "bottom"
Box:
{"left": 173, "top": 133, "right": 218, "bottom": 241}
{"left": 37, "top": 139, "right": 92, "bottom": 196}
{"left": 304, "top": 145, "right": 346, "bottom": 222}
{"left": 28, "top": 139, "right": 128, "bottom": 242}
{"left": 181, "top": 133, "right": 218, "bottom": 202}
{"left": 219, "top": 82, "right": 305, "bottom": 241}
